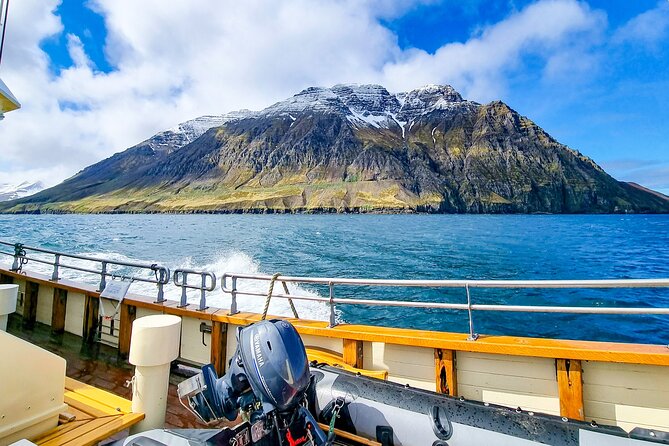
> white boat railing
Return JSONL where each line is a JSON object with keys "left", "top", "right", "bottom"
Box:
{"left": 0, "top": 240, "right": 171, "bottom": 302}
{"left": 1, "top": 240, "right": 668, "bottom": 341}
{"left": 173, "top": 268, "right": 217, "bottom": 310}
{"left": 221, "top": 273, "right": 669, "bottom": 340}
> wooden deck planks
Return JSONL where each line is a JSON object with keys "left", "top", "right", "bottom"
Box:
{"left": 32, "top": 377, "right": 143, "bottom": 446}
{"left": 38, "top": 414, "right": 144, "bottom": 446}
{"left": 64, "top": 377, "right": 132, "bottom": 413}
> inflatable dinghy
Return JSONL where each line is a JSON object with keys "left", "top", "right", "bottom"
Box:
{"left": 309, "top": 363, "right": 666, "bottom": 445}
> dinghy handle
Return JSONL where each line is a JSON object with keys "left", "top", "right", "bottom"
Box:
{"left": 430, "top": 406, "right": 453, "bottom": 441}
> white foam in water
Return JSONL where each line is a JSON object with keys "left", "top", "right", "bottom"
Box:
{"left": 18, "top": 250, "right": 334, "bottom": 322}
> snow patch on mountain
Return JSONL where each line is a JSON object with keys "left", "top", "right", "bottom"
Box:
{"left": 346, "top": 110, "right": 392, "bottom": 128}
{"left": 0, "top": 181, "right": 45, "bottom": 201}
{"left": 257, "top": 83, "right": 475, "bottom": 131}
{"left": 145, "top": 110, "right": 253, "bottom": 152}
{"left": 263, "top": 87, "right": 347, "bottom": 116}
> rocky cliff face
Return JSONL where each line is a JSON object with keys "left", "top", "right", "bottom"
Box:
{"left": 3, "top": 84, "right": 668, "bottom": 213}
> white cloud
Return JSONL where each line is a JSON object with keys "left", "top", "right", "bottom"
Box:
{"left": 0, "top": 0, "right": 605, "bottom": 187}
{"left": 614, "top": 1, "right": 669, "bottom": 47}
{"left": 381, "top": 0, "right": 605, "bottom": 99}
{"left": 66, "top": 34, "right": 92, "bottom": 69}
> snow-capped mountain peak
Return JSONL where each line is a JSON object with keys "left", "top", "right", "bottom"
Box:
{"left": 257, "top": 83, "right": 472, "bottom": 131}
{"left": 0, "top": 181, "right": 45, "bottom": 202}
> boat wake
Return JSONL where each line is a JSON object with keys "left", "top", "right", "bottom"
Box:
{"left": 19, "top": 250, "right": 333, "bottom": 322}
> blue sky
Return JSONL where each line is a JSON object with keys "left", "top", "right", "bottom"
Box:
{"left": 1, "top": 0, "right": 668, "bottom": 194}
{"left": 386, "top": 0, "right": 669, "bottom": 193}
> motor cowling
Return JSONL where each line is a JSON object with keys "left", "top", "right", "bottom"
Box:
{"left": 235, "top": 319, "right": 311, "bottom": 413}
{"left": 177, "top": 320, "right": 328, "bottom": 445}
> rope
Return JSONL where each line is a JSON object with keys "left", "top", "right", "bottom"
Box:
{"left": 283, "top": 281, "right": 300, "bottom": 319}
{"left": 261, "top": 273, "right": 281, "bottom": 320}
{"left": 261, "top": 273, "right": 300, "bottom": 320}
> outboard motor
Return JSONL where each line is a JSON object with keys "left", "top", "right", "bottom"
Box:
{"left": 178, "top": 320, "right": 329, "bottom": 446}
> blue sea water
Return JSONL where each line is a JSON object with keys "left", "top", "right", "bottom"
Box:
{"left": 0, "top": 214, "right": 667, "bottom": 345}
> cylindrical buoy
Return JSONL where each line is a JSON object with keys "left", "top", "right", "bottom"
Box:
{"left": 128, "top": 314, "right": 181, "bottom": 434}
{"left": 0, "top": 284, "right": 18, "bottom": 332}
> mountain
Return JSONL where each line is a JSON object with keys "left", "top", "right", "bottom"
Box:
{"left": 2, "top": 84, "right": 668, "bottom": 214}
{"left": 0, "top": 181, "right": 45, "bottom": 202}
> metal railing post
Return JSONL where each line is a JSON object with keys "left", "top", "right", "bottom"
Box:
{"left": 99, "top": 261, "right": 107, "bottom": 291}
{"left": 10, "top": 243, "right": 23, "bottom": 271}
{"left": 229, "top": 276, "right": 238, "bottom": 315}
{"left": 328, "top": 281, "right": 337, "bottom": 328}
{"left": 51, "top": 254, "right": 60, "bottom": 281}
{"left": 466, "top": 284, "right": 478, "bottom": 341}
{"left": 156, "top": 282, "right": 165, "bottom": 303}
{"left": 179, "top": 271, "right": 188, "bottom": 308}
{"left": 199, "top": 273, "right": 207, "bottom": 311}
{"left": 156, "top": 268, "right": 167, "bottom": 303}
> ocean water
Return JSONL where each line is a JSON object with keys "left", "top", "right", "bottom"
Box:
{"left": 0, "top": 214, "right": 667, "bottom": 345}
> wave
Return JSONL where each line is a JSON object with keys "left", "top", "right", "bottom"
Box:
{"left": 17, "top": 249, "right": 334, "bottom": 322}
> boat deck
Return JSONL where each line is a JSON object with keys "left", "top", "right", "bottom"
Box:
{"left": 6, "top": 315, "right": 213, "bottom": 431}
{"left": 7, "top": 315, "right": 381, "bottom": 446}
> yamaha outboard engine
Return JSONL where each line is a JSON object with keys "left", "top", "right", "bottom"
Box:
{"left": 177, "top": 320, "right": 329, "bottom": 446}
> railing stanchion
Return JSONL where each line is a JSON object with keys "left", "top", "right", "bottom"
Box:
{"left": 156, "top": 268, "right": 167, "bottom": 303}
{"left": 199, "top": 273, "right": 208, "bottom": 311}
{"left": 156, "top": 282, "right": 165, "bottom": 303}
{"left": 230, "top": 277, "right": 239, "bottom": 315}
{"left": 179, "top": 271, "right": 188, "bottom": 308}
{"left": 328, "top": 281, "right": 337, "bottom": 328}
{"left": 10, "top": 243, "right": 24, "bottom": 271}
{"left": 98, "top": 261, "right": 107, "bottom": 291}
{"left": 156, "top": 269, "right": 164, "bottom": 304}
{"left": 51, "top": 254, "right": 60, "bottom": 281}
{"left": 466, "top": 283, "right": 478, "bottom": 341}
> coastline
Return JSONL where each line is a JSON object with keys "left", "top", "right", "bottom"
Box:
{"left": 0, "top": 209, "right": 669, "bottom": 215}
{"left": 1, "top": 207, "right": 667, "bottom": 215}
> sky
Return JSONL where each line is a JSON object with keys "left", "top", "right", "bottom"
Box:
{"left": 0, "top": 0, "right": 668, "bottom": 194}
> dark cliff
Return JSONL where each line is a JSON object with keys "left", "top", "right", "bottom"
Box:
{"left": 3, "top": 84, "right": 668, "bottom": 213}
